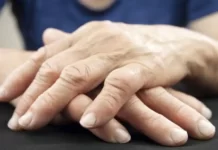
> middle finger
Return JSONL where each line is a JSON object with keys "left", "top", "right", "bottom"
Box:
{"left": 16, "top": 54, "right": 117, "bottom": 130}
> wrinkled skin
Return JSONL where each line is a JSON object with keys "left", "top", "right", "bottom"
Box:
{"left": 1, "top": 21, "right": 218, "bottom": 146}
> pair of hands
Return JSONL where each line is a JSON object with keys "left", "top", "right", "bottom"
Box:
{"left": 0, "top": 21, "right": 217, "bottom": 146}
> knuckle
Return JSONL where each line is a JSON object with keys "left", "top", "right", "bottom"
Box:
{"left": 37, "top": 61, "right": 59, "bottom": 83}
{"left": 145, "top": 113, "right": 164, "bottom": 125}
{"left": 22, "top": 94, "right": 35, "bottom": 105}
{"left": 98, "top": 20, "right": 113, "bottom": 28}
{"left": 151, "top": 54, "right": 165, "bottom": 72}
{"left": 60, "top": 65, "right": 89, "bottom": 90}
{"left": 140, "top": 64, "right": 157, "bottom": 86}
{"left": 15, "top": 94, "right": 35, "bottom": 116}
{"left": 87, "top": 20, "right": 112, "bottom": 27}
{"left": 174, "top": 104, "right": 189, "bottom": 117}
{"left": 83, "top": 21, "right": 112, "bottom": 31}
{"left": 93, "top": 21, "right": 121, "bottom": 37}
{"left": 85, "top": 21, "right": 99, "bottom": 27}
{"left": 105, "top": 27, "right": 124, "bottom": 39}
{"left": 118, "top": 96, "right": 140, "bottom": 118}
{"left": 36, "top": 92, "right": 58, "bottom": 116}
{"left": 131, "top": 106, "right": 163, "bottom": 126}
{"left": 123, "top": 97, "right": 140, "bottom": 112}
{"left": 102, "top": 92, "right": 122, "bottom": 114}
{"left": 29, "top": 49, "right": 45, "bottom": 66}
{"left": 42, "top": 28, "right": 53, "bottom": 41}
{"left": 105, "top": 75, "right": 131, "bottom": 95}
{"left": 146, "top": 87, "right": 166, "bottom": 98}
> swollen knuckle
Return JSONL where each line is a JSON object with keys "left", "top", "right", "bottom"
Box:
{"left": 29, "top": 50, "right": 45, "bottom": 66}
{"left": 37, "top": 61, "right": 59, "bottom": 83}
{"left": 103, "top": 92, "right": 122, "bottom": 112}
{"left": 29, "top": 56, "right": 39, "bottom": 67}
{"left": 105, "top": 76, "right": 131, "bottom": 94}
{"left": 37, "top": 93, "right": 58, "bottom": 115}
{"left": 60, "top": 65, "right": 88, "bottom": 88}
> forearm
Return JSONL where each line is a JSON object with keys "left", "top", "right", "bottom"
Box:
{"left": 0, "top": 49, "right": 32, "bottom": 83}
{"left": 184, "top": 36, "right": 218, "bottom": 96}
{"left": 188, "top": 12, "right": 218, "bottom": 95}
{"left": 189, "top": 12, "right": 218, "bottom": 41}
{"left": 177, "top": 28, "right": 218, "bottom": 96}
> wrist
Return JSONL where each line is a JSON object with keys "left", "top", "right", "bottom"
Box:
{"left": 184, "top": 35, "right": 218, "bottom": 77}
{"left": 181, "top": 33, "right": 218, "bottom": 95}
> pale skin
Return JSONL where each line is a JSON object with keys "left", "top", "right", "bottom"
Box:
{"left": 0, "top": 9, "right": 218, "bottom": 146}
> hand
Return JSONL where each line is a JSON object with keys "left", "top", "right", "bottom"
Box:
{"left": 0, "top": 22, "right": 216, "bottom": 145}
{"left": 0, "top": 50, "right": 33, "bottom": 106}
{"left": 9, "top": 83, "right": 214, "bottom": 146}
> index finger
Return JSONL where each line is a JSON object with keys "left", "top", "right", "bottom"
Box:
{"left": 0, "top": 22, "right": 101, "bottom": 101}
{"left": 0, "top": 36, "right": 73, "bottom": 101}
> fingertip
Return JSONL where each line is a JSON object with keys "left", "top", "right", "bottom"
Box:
{"left": 8, "top": 113, "right": 22, "bottom": 131}
{"left": 80, "top": 113, "right": 96, "bottom": 128}
{"left": 197, "top": 120, "right": 216, "bottom": 139}
{"left": 113, "top": 129, "right": 131, "bottom": 143}
{"left": 170, "top": 128, "right": 188, "bottom": 146}
{"left": 0, "top": 87, "right": 9, "bottom": 101}
{"left": 18, "top": 112, "right": 33, "bottom": 129}
{"left": 90, "top": 119, "right": 131, "bottom": 144}
{"left": 201, "top": 107, "right": 212, "bottom": 119}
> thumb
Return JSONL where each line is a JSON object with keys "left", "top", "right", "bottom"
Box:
{"left": 43, "top": 28, "right": 70, "bottom": 45}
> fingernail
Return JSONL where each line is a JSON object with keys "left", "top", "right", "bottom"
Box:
{"left": 18, "top": 112, "right": 33, "bottom": 127}
{"left": 8, "top": 113, "right": 20, "bottom": 130}
{"left": 170, "top": 128, "right": 188, "bottom": 145}
{"left": 0, "top": 87, "right": 7, "bottom": 99}
{"left": 114, "top": 129, "right": 131, "bottom": 143}
{"left": 80, "top": 113, "right": 96, "bottom": 128}
{"left": 198, "top": 120, "right": 215, "bottom": 138}
{"left": 201, "top": 107, "right": 212, "bottom": 119}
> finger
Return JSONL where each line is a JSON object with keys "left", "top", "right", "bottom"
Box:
{"left": 167, "top": 89, "right": 212, "bottom": 119}
{"left": 138, "top": 87, "right": 215, "bottom": 140}
{"left": 9, "top": 96, "right": 69, "bottom": 127}
{"left": 10, "top": 96, "right": 21, "bottom": 107}
{"left": 0, "top": 22, "right": 101, "bottom": 101}
{"left": 43, "top": 28, "right": 69, "bottom": 45}
{"left": 118, "top": 96, "right": 188, "bottom": 146}
{"left": 51, "top": 85, "right": 103, "bottom": 125}
{"left": 16, "top": 55, "right": 116, "bottom": 130}
{"left": 65, "top": 94, "right": 131, "bottom": 143}
{"left": 0, "top": 35, "right": 72, "bottom": 101}
{"left": 9, "top": 95, "right": 69, "bottom": 126}
{"left": 7, "top": 50, "right": 87, "bottom": 130}
{"left": 50, "top": 114, "right": 72, "bottom": 125}
{"left": 80, "top": 63, "right": 144, "bottom": 128}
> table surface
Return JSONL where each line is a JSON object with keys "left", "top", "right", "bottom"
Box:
{"left": 0, "top": 98, "right": 218, "bottom": 150}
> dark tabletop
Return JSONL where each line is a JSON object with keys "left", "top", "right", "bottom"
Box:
{"left": 0, "top": 98, "right": 218, "bottom": 150}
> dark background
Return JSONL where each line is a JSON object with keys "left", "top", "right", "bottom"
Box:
{"left": 0, "top": 98, "right": 217, "bottom": 150}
